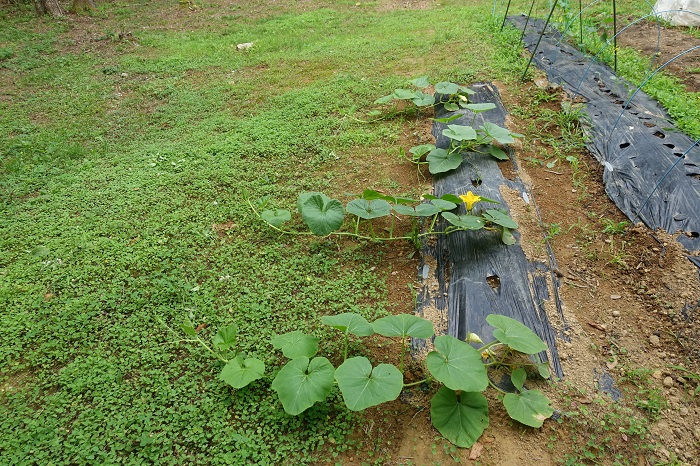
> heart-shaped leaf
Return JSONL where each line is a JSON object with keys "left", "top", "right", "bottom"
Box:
{"left": 442, "top": 125, "right": 477, "bottom": 142}
{"left": 430, "top": 387, "right": 489, "bottom": 448}
{"left": 426, "top": 335, "right": 489, "bottom": 392}
{"left": 482, "top": 209, "right": 518, "bottom": 229}
{"left": 486, "top": 314, "right": 548, "bottom": 355}
{"left": 444, "top": 102, "right": 459, "bottom": 111}
{"left": 503, "top": 390, "right": 553, "bottom": 428}
{"left": 219, "top": 355, "right": 265, "bottom": 389}
{"left": 346, "top": 199, "right": 391, "bottom": 220}
{"left": 260, "top": 209, "right": 292, "bottom": 227}
{"left": 372, "top": 314, "right": 434, "bottom": 339}
{"left": 426, "top": 148, "right": 463, "bottom": 174}
{"left": 271, "top": 331, "right": 319, "bottom": 359}
{"left": 335, "top": 357, "right": 403, "bottom": 411}
{"left": 435, "top": 82, "right": 460, "bottom": 95}
{"left": 392, "top": 204, "right": 419, "bottom": 216}
{"left": 465, "top": 103, "right": 497, "bottom": 113}
{"left": 537, "top": 362, "right": 551, "bottom": 379}
{"left": 481, "top": 122, "right": 515, "bottom": 144}
{"left": 430, "top": 199, "right": 457, "bottom": 211}
{"left": 412, "top": 92, "right": 435, "bottom": 107}
{"left": 321, "top": 313, "right": 374, "bottom": 337}
{"left": 212, "top": 323, "right": 238, "bottom": 352}
{"left": 271, "top": 357, "right": 335, "bottom": 415}
{"left": 441, "top": 212, "right": 486, "bottom": 230}
{"left": 299, "top": 193, "right": 345, "bottom": 236}
{"left": 414, "top": 203, "right": 442, "bottom": 217}
{"left": 409, "top": 75, "right": 431, "bottom": 88}
{"left": 487, "top": 145, "right": 509, "bottom": 160}
{"left": 409, "top": 144, "right": 436, "bottom": 158}
{"left": 393, "top": 88, "right": 418, "bottom": 100}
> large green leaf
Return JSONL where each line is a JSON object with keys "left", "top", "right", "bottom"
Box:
{"left": 271, "top": 357, "right": 335, "bottom": 415}
{"left": 346, "top": 199, "right": 391, "bottom": 220}
{"left": 212, "top": 323, "right": 238, "bottom": 352}
{"left": 414, "top": 203, "right": 442, "bottom": 217}
{"left": 409, "top": 75, "right": 431, "bottom": 88}
{"left": 426, "top": 335, "right": 489, "bottom": 392}
{"left": 299, "top": 193, "right": 345, "bottom": 236}
{"left": 430, "top": 387, "right": 489, "bottom": 448}
{"left": 441, "top": 212, "right": 486, "bottom": 230}
{"left": 372, "top": 314, "right": 434, "bottom": 339}
{"left": 435, "top": 82, "right": 460, "bottom": 95}
{"left": 481, "top": 122, "right": 515, "bottom": 144}
{"left": 219, "top": 355, "right": 265, "bottom": 389}
{"left": 334, "top": 357, "right": 403, "bottom": 411}
{"left": 487, "top": 145, "right": 509, "bottom": 161}
{"left": 482, "top": 209, "right": 518, "bottom": 229}
{"left": 503, "top": 390, "right": 553, "bottom": 428}
{"left": 429, "top": 199, "right": 457, "bottom": 211}
{"left": 409, "top": 144, "right": 436, "bottom": 158}
{"left": 465, "top": 102, "right": 497, "bottom": 113}
{"left": 412, "top": 91, "right": 435, "bottom": 107}
{"left": 442, "top": 125, "right": 477, "bottom": 142}
{"left": 393, "top": 88, "right": 418, "bottom": 100}
{"left": 426, "top": 148, "right": 463, "bottom": 174}
{"left": 321, "top": 313, "right": 374, "bottom": 337}
{"left": 271, "top": 331, "right": 319, "bottom": 359}
{"left": 486, "top": 314, "right": 548, "bottom": 354}
{"left": 260, "top": 209, "right": 292, "bottom": 227}
{"left": 392, "top": 204, "right": 419, "bottom": 216}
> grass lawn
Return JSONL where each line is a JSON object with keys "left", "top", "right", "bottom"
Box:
{"left": 0, "top": 1, "right": 524, "bottom": 463}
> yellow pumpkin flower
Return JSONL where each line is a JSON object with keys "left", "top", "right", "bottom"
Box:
{"left": 459, "top": 191, "right": 482, "bottom": 211}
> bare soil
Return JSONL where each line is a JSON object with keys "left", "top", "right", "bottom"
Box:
{"left": 47, "top": 1, "right": 700, "bottom": 464}
{"left": 616, "top": 19, "right": 700, "bottom": 93}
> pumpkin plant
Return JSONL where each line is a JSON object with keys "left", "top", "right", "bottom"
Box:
{"left": 375, "top": 76, "right": 523, "bottom": 171}
{"left": 182, "top": 313, "right": 554, "bottom": 449}
{"left": 252, "top": 189, "right": 519, "bottom": 245}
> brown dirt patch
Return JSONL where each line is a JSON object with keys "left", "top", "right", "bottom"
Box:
{"left": 616, "top": 19, "right": 700, "bottom": 92}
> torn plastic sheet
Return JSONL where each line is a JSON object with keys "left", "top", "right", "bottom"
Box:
{"left": 508, "top": 15, "right": 700, "bottom": 257}
{"left": 414, "top": 83, "right": 566, "bottom": 378}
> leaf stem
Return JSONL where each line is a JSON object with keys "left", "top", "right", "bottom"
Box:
{"left": 403, "top": 377, "right": 431, "bottom": 388}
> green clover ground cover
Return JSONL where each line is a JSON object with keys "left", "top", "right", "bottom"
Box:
{"left": 0, "top": 1, "right": 526, "bottom": 464}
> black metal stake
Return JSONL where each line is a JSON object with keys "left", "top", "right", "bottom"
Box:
{"left": 501, "top": 0, "right": 513, "bottom": 31}
{"left": 521, "top": 0, "right": 560, "bottom": 82}
{"left": 519, "top": 0, "right": 538, "bottom": 44}
{"left": 613, "top": 0, "right": 618, "bottom": 72}
{"left": 579, "top": 0, "right": 583, "bottom": 49}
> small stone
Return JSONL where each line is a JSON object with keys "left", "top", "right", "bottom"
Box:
{"left": 663, "top": 376, "right": 674, "bottom": 388}
{"left": 560, "top": 352, "right": 569, "bottom": 360}
{"left": 652, "top": 370, "right": 663, "bottom": 379}
{"left": 612, "top": 310, "right": 621, "bottom": 317}
{"left": 236, "top": 42, "right": 254, "bottom": 51}
{"left": 693, "top": 427, "right": 700, "bottom": 440}
{"left": 120, "top": 72, "right": 128, "bottom": 78}
{"left": 680, "top": 407, "right": 689, "bottom": 416}
{"left": 649, "top": 335, "right": 660, "bottom": 346}
{"left": 610, "top": 294, "right": 622, "bottom": 300}
{"left": 677, "top": 377, "right": 686, "bottom": 384}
